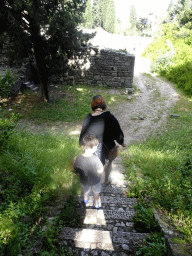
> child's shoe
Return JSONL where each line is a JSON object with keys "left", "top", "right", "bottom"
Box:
{"left": 84, "top": 193, "right": 89, "bottom": 205}
{"left": 93, "top": 199, "right": 100, "bottom": 209}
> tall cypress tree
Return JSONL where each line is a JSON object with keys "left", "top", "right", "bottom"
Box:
{"left": 103, "top": 0, "right": 115, "bottom": 33}
{"left": 102, "top": 0, "right": 108, "bottom": 28}
{"left": 83, "top": 0, "right": 93, "bottom": 29}
{"left": 92, "top": 0, "right": 103, "bottom": 28}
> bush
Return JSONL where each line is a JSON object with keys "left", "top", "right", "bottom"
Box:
{"left": 133, "top": 199, "right": 159, "bottom": 233}
{"left": 0, "top": 70, "right": 16, "bottom": 99}
{"left": 142, "top": 23, "right": 192, "bottom": 96}
{"left": 136, "top": 232, "right": 167, "bottom": 256}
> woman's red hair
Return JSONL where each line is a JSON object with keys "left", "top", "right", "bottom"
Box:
{"left": 91, "top": 95, "right": 107, "bottom": 111}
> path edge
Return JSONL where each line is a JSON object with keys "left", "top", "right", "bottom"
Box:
{"left": 154, "top": 210, "right": 191, "bottom": 256}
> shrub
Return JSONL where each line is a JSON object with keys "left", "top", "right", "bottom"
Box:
{"left": 0, "top": 70, "right": 15, "bottom": 99}
{"left": 143, "top": 23, "right": 192, "bottom": 96}
{"left": 133, "top": 199, "right": 159, "bottom": 233}
{"left": 136, "top": 232, "right": 167, "bottom": 256}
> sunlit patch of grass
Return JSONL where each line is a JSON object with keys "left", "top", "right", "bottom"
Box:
{"left": 1, "top": 84, "right": 128, "bottom": 124}
{"left": 122, "top": 96, "right": 192, "bottom": 242}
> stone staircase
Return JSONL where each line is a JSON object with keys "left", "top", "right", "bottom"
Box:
{"left": 59, "top": 157, "right": 150, "bottom": 256}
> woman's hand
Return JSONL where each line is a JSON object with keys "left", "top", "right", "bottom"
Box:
{"left": 97, "top": 168, "right": 103, "bottom": 174}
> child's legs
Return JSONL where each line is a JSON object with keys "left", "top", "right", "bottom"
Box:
{"left": 82, "top": 184, "right": 91, "bottom": 200}
{"left": 92, "top": 182, "right": 102, "bottom": 207}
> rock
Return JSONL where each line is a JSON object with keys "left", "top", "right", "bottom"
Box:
{"left": 122, "top": 244, "right": 130, "bottom": 251}
{"left": 91, "top": 251, "right": 99, "bottom": 256}
{"left": 81, "top": 252, "right": 88, "bottom": 256}
{"left": 118, "top": 208, "right": 124, "bottom": 213}
{"left": 170, "top": 114, "right": 179, "bottom": 118}
{"left": 127, "top": 96, "right": 132, "bottom": 100}
{"left": 128, "top": 88, "right": 135, "bottom": 94}
{"left": 31, "top": 240, "right": 43, "bottom": 254}
{"left": 138, "top": 116, "right": 144, "bottom": 120}
{"left": 101, "top": 252, "right": 110, "bottom": 256}
{"left": 113, "top": 227, "right": 118, "bottom": 233}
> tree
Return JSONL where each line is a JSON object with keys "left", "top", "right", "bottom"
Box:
{"left": 130, "top": 6, "right": 137, "bottom": 29}
{"left": 92, "top": 0, "right": 103, "bottom": 28}
{"left": 165, "top": 0, "right": 192, "bottom": 23}
{"left": 83, "top": 0, "right": 93, "bottom": 29}
{"left": 136, "top": 17, "right": 150, "bottom": 33}
{"left": 102, "top": 0, "right": 115, "bottom": 33}
{"left": 0, "top": 0, "right": 90, "bottom": 102}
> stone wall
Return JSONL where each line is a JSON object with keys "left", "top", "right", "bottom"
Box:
{"left": 0, "top": 43, "right": 135, "bottom": 88}
{"left": 67, "top": 47, "right": 135, "bottom": 88}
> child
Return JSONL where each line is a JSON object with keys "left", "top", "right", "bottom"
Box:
{"left": 73, "top": 134, "right": 104, "bottom": 209}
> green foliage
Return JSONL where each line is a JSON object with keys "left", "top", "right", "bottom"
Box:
{"left": 122, "top": 94, "right": 192, "bottom": 242}
{"left": 38, "top": 197, "right": 82, "bottom": 255}
{"left": 0, "top": 117, "right": 81, "bottom": 254}
{"left": 55, "top": 196, "right": 84, "bottom": 228}
{"left": 133, "top": 199, "right": 159, "bottom": 233}
{"left": 0, "top": 70, "right": 15, "bottom": 99}
{"left": 102, "top": 0, "right": 116, "bottom": 33}
{"left": 143, "top": 23, "right": 192, "bottom": 96}
{"left": 0, "top": 0, "right": 92, "bottom": 100}
{"left": 92, "top": 0, "right": 103, "bottom": 28}
{"left": 136, "top": 232, "right": 167, "bottom": 256}
{"left": 83, "top": 0, "right": 93, "bottom": 29}
{"left": 136, "top": 17, "right": 151, "bottom": 35}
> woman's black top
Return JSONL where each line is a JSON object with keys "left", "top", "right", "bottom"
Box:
{"left": 79, "top": 111, "right": 124, "bottom": 163}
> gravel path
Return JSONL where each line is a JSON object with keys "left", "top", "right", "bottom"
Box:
{"left": 113, "top": 71, "right": 179, "bottom": 146}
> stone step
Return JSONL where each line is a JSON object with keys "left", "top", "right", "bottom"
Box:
{"left": 101, "top": 186, "right": 127, "bottom": 195}
{"left": 77, "top": 195, "right": 137, "bottom": 208}
{"left": 83, "top": 208, "right": 135, "bottom": 226}
{"left": 59, "top": 227, "right": 149, "bottom": 252}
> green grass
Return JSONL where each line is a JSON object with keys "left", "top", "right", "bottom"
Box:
{"left": 0, "top": 116, "right": 82, "bottom": 255}
{"left": 122, "top": 95, "right": 192, "bottom": 243}
{"left": 1, "top": 84, "right": 127, "bottom": 124}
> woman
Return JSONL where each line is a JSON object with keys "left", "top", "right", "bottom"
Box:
{"left": 79, "top": 95, "right": 126, "bottom": 184}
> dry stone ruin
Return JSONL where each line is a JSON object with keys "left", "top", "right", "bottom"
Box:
{"left": 66, "top": 46, "right": 135, "bottom": 88}
{"left": 0, "top": 42, "right": 135, "bottom": 96}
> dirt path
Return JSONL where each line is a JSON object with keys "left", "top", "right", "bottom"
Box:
{"left": 113, "top": 72, "right": 179, "bottom": 146}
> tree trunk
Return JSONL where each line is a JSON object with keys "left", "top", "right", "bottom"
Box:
{"left": 32, "top": 36, "right": 49, "bottom": 102}
{"left": 29, "top": 6, "right": 49, "bottom": 102}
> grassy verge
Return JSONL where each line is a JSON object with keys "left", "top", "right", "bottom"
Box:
{"left": 122, "top": 93, "right": 192, "bottom": 244}
{"left": 1, "top": 83, "right": 127, "bottom": 124}
{"left": 0, "top": 111, "right": 82, "bottom": 255}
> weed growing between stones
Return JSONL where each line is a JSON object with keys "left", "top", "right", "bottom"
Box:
{"left": 136, "top": 232, "right": 167, "bottom": 256}
{"left": 133, "top": 199, "right": 159, "bottom": 233}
